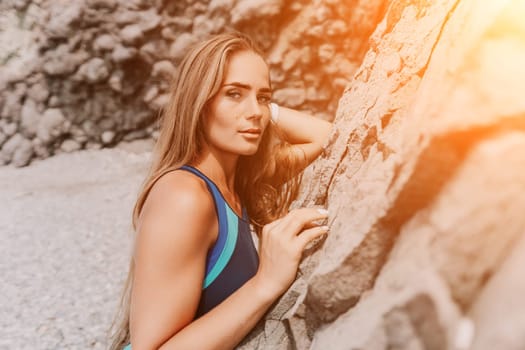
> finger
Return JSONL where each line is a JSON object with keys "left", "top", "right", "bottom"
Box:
{"left": 279, "top": 208, "right": 329, "bottom": 236}
{"left": 288, "top": 207, "right": 329, "bottom": 220}
{"left": 291, "top": 220, "right": 326, "bottom": 232}
{"left": 303, "top": 218, "right": 328, "bottom": 229}
{"left": 297, "top": 225, "right": 329, "bottom": 247}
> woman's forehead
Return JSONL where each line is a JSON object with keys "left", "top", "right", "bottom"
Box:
{"left": 223, "top": 50, "right": 270, "bottom": 90}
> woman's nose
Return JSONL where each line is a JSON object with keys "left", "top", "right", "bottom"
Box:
{"left": 246, "top": 95, "right": 263, "bottom": 119}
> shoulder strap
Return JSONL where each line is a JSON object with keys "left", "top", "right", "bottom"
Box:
{"left": 178, "top": 165, "right": 239, "bottom": 289}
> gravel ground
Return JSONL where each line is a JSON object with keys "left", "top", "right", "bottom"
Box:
{"left": 0, "top": 142, "right": 152, "bottom": 349}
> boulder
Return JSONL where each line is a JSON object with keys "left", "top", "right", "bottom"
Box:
{"left": 76, "top": 57, "right": 110, "bottom": 83}
{"left": 60, "top": 138, "right": 82, "bottom": 152}
{"left": 119, "top": 24, "right": 143, "bottom": 45}
{"left": 36, "top": 108, "right": 68, "bottom": 144}
{"left": 169, "top": 32, "right": 198, "bottom": 62}
{"left": 112, "top": 45, "right": 138, "bottom": 63}
{"left": 93, "top": 34, "right": 118, "bottom": 51}
{"left": 20, "top": 99, "right": 40, "bottom": 138}
{"left": 45, "top": 0, "right": 84, "bottom": 39}
{"left": 1, "top": 133, "right": 33, "bottom": 166}
{"left": 231, "top": 0, "right": 284, "bottom": 24}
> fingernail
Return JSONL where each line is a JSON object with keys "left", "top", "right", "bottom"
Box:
{"left": 317, "top": 208, "right": 329, "bottom": 215}
{"left": 321, "top": 225, "right": 329, "bottom": 230}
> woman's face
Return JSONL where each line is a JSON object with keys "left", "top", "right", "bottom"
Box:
{"left": 203, "top": 50, "right": 272, "bottom": 157}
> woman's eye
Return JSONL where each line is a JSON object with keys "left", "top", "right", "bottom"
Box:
{"left": 227, "top": 90, "right": 241, "bottom": 99}
{"left": 258, "top": 95, "right": 271, "bottom": 104}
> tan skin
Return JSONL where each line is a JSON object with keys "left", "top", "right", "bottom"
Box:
{"left": 129, "top": 50, "right": 333, "bottom": 349}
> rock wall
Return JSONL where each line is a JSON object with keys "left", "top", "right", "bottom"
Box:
{"left": 239, "top": 0, "right": 525, "bottom": 349}
{"left": 0, "top": 0, "right": 385, "bottom": 166}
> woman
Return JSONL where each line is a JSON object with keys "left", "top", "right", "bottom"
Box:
{"left": 110, "top": 32, "right": 333, "bottom": 350}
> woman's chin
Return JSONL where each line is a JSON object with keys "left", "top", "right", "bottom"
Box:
{"left": 235, "top": 143, "right": 260, "bottom": 156}
{"left": 240, "top": 147, "right": 259, "bottom": 156}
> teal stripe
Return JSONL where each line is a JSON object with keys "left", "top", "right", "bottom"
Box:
{"left": 203, "top": 207, "right": 238, "bottom": 288}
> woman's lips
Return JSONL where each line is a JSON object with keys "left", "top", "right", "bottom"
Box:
{"left": 239, "top": 128, "right": 261, "bottom": 134}
{"left": 239, "top": 129, "right": 261, "bottom": 139}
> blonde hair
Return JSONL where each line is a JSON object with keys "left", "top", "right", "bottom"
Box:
{"left": 109, "top": 31, "right": 303, "bottom": 349}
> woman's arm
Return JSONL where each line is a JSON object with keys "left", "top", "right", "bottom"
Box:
{"left": 130, "top": 171, "right": 215, "bottom": 349}
{"left": 271, "top": 105, "right": 333, "bottom": 173}
{"left": 130, "top": 171, "right": 329, "bottom": 350}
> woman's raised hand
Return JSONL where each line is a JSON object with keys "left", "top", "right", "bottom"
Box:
{"left": 254, "top": 208, "right": 329, "bottom": 299}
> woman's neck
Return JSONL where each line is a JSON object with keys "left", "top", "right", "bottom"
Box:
{"left": 189, "top": 150, "right": 238, "bottom": 194}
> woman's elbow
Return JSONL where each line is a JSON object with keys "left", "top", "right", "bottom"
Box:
{"left": 129, "top": 326, "right": 168, "bottom": 350}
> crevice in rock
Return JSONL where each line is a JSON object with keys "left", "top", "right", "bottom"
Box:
{"left": 323, "top": 143, "right": 349, "bottom": 203}
{"left": 360, "top": 125, "right": 378, "bottom": 160}
{"left": 282, "top": 319, "right": 297, "bottom": 350}
{"left": 324, "top": 96, "right": 380, "bottom": 201}
{"left": 377, "top": 139, "right": 394, "bottom": 161}
{"left": 419, "top": 0, "right": 461, "bottom": 78}
{"left": 381, "top": 110, "right": 394, "bottom": 130}
{"left": 385, "top": 0, "right": 432, "bottom": 34}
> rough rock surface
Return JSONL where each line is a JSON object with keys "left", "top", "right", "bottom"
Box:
{"left": 2, "top": 0, "right": 525, "bottom": 349}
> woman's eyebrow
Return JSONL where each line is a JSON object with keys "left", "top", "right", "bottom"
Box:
{"left": 223, "top": 82, "right": 272, "bottom": 93}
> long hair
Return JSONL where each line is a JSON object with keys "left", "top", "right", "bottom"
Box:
{"left": 109, "top": 31, "right": 303, "bottom": 349}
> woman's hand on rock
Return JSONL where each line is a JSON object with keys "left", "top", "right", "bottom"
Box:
{"left": 254, "top": 207, "right": 329, "bottom": 299}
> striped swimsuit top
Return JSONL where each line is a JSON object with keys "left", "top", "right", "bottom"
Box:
{"left": 123, "top": 165, "right": 259, "bottom": 349}
{"left": 178, "top": 165, "right": 259, "bottom": 317}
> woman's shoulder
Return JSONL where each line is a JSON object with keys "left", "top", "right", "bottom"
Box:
{"left": 150, "top": 169, "right": 210, "bottom": 204}
{"left": 137, "top": 169, "right": 216, "bottom": 242}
